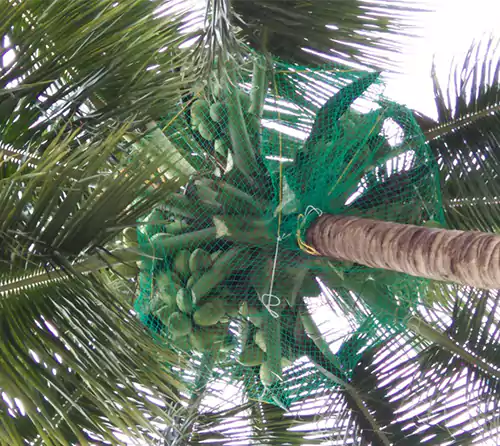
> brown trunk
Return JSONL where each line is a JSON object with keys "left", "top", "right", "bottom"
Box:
{"left": 306, "top": 214, "right": 500, "bottom": 290}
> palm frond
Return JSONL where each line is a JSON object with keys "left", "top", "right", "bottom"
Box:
{"left": 267, "top": 265, "right": 500, "bottom": 445}
{"left": 191, "top": 308, "right": 500, "bottom": 446}
{"left": 230, "top": 0, "right": 428, "bottom": 71}
{"left": 0, "top": 2, "right": 212, "bottom": 442}
{"left": 188, "top": 0, "right": 429, "bottom": 78}
{"left": 186, "top": 338, "right": 421, "bottom": 446}
{"left": 342, "top": 335, "right": 498, "bottom": 445}
{"left": 0, "top": 270, "right": 189, "bottom": 444}
{"left": 422, "top": 37, "right": 500, "bottom": 232}
{"left": 345, "top": 279, "right": 500, "bottom": 444}
{"left": 190, "top": 0, "right": 247, "bottom": 81}
{"left": 0, "top": 91, "right": 196, "bottom": 444}
{"left": 0, "top": 121, "right": 191, "bottom": 273}
{"left": 0, "top": 0, "right": 195, "bottom": 152}
{"left": 418, "top": 284, "right": 500, "bottom": 383}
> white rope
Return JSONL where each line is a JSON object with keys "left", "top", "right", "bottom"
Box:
{"left": 259, "top": 233, "right": 289, "bottom": 319}
{"left": 304, "top": 205, "right": 323, "bottom": 219}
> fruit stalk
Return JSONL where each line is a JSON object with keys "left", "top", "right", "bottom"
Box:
{"left": 147, "top": 227, "right": 217, "bottom": 254}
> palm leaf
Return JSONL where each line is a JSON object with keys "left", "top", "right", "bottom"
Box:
{"left": 188, "top": 0, "right": 430, "bottom": 78}
{"left": 0, "top": 270, "right": 190, "bottom": 445}
{"left": 329, "top": 274, "right": 500, "bottom": 444}
{"left": 0, "top": 119, "right": 197, "bottom": 442}
{"left": 369, "top": 302, "right": 500, "bottom": 444}
{"left": 0, "top": 125, "right": 185, "bottom": 268}
{"left": 192, "top": 292, "right": 500, "bottom": 446}
{"left": 0, "top": 0, "right": 196, "bottom": 152}
{"left": 0, "top": 3, "right": 209, "bottom": 441}
{"left": 421, "top": 37, "right": 500, "bottom": 232}
{"left": 217, "top": 0, "right": 427, "bottom": 71}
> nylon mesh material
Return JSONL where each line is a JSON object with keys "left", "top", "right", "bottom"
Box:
{"left": 133, "top": 57, "right": 443, "bottom": 408}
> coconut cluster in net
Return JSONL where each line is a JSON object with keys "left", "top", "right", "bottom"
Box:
{"left": 132, "top": 57, "right": 443, "bottom": 408}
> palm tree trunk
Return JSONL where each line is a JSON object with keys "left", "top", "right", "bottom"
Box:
{"left": 306, "top": 214, "right": 500, "bottom": 290}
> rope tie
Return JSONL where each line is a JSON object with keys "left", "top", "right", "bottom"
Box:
{"left": 297, "top": 205, "right": 323, "bottom": 256}
{"left": 259, "top": 233, "right": 290, "bottom": 319}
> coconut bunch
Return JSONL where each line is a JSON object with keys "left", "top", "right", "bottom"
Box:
{"left": 128, "top": 60, "right": 400, "bottom": 391}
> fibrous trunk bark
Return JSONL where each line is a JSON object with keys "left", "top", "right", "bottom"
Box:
{"left": 306, "top": 214, "right": 500, "bottom": 290}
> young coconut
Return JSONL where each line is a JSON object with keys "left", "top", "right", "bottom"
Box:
{"left": 176, "top": 288, "right": 194, "bottom": 314}
{"left": 168, "top": 312, "right": 192, "bottom": 337}
{"left": 173, "top": 249, "right": 191, "bottom": 278}
{"left": 193, "top": 299, "right": 225, "bottom": 326}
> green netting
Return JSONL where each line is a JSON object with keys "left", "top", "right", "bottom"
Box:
{"left": 133, "top": 56, "right": 443, "bottom": 408}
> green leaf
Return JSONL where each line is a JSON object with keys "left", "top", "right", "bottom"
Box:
{"left": 423, "top": 38, "right": 500, "bottom": 232}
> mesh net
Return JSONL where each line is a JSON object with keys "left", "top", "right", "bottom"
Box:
{"left": 133, "top": 57, "right": 443, "bottom": 408}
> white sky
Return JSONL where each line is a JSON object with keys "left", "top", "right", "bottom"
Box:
{"left": 384, "top": 0, "right": 500, "bottom": 119}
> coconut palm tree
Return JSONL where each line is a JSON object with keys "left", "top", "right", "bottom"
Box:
{"left": 0, "top": 0, "right": 435, "bottom": 444}
{"left": 143, "top": 4, "right": 500, "bottom": 445}
{"left": 3, "top": 1, "right": 500, "bottom": 446}
{"left": 178, "top": 38, "right": 500, "bottom": 445}
{"left": 90, "top": 48, "right": 500, "bottom": 446}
